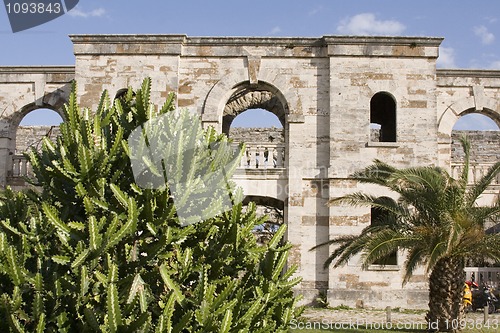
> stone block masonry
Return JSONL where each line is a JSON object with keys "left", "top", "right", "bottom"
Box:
{"left": 1, "top": 35, "right": 499, "bottom": 309}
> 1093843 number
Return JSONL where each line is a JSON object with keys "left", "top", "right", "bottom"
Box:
{"left": 5, "top": 2, "right": 62, "bottom": 14}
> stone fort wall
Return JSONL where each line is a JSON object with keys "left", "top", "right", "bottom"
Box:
{"left": 3, "top": 34, "right": 500, "bottom": 310}
{"left": 15, "top": 126, "right": 60, "bottom": 154}
{"left": 450, "top": 130, "right": 500, "bottom": 163}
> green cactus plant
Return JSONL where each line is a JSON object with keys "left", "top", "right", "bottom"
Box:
{"left": 0, "top": 78, "right": 302, "bottom": 332}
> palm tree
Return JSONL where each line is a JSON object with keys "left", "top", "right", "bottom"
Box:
{"left": 314, "top": 137, "right": 500, "bottom": 332}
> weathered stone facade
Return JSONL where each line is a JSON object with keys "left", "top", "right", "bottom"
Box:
{"left": 15, "top": 126, "right": 60, "bottom": 153}
{"left": 231, "top": 128, "right": 500, "bottom": 164}
{"left": 451, "top": 131, "right": 500, "bottom": 163}
{"left": 1, "top": 35, "right": 499, "bottom": 309}
{"left": 229, "top": 127, "right": 284, "bottom": 144}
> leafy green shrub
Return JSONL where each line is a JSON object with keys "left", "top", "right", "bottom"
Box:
{"left": 0, "top": 79, "right": 302, "bottom": 332}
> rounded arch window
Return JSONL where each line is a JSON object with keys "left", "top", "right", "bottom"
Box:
{"left": 370, "top": 92, "right": 396, "bottom": 142}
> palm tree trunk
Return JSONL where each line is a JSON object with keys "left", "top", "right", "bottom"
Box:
{"left": 425, "top": 257, "right": 465, "bottom": 332}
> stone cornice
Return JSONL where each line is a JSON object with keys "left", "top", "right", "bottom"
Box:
{"left": 70, "top": 34, "right": 186, "bottom": 55}
{"left": 437, "top": 69, "right": 500, "bottom": 79}
{"left": 69, "top": 34, "right": 443, "bottom": 46}
{"left": 324, "top": 35, "right": 442, "bottom": 58}
{"left": 323, "top": 35, "right": 443, "bottom": 46}
{"left": 0, "top": 66, "right": 75, "bottom": 74}
{"left": 69, "top": 34, "right": 443, "bottom": 58}
{"left": 69, "top": 34, "right": 187, "bottom": 45}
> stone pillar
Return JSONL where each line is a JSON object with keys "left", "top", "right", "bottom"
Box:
{"left": 0, "top": 136, "right": 12, "bottom": 187}
{"left": 201, "top": 114, "right": 221, "bottom": 132}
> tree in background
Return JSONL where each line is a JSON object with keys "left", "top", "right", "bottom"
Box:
{"left": 0, "top": 79, "right": 302, "bottom": 332}
{"left": 313, "top": 137, "right": 500, "bottom": 332}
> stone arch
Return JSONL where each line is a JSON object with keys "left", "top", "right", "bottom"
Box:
{"left": 222, "top": 81, "right": 289, "bottom": 135}
{"left": 15, "top": 107, "right": 64, "bottom": 154}
{"left": 438, "top": 96, "right": 500, "bottom": 137}
{"left": 9, "top": 85, "right": 69, "bottom": 131}
{"left": 7, "top": 88, "right": 68, "bottom": 154}
{"left": 9, "top": 101, "right": 66, "bottom": 150}
{"left": 12, "top": 102, "right": 66, "bottom": 129}
{"left": 4, "top": 94, "right": 68, "bottom": 184}
{"left": 201, "top": 69, "right": 298, "bottom": 132}
{"left": 437, "top": 96, "right": 500, "bottom": 169}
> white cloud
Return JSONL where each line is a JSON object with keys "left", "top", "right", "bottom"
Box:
{"left": 485, "top": 17, "right": 498, "bottom": 24}
{"left": 336, "top": 13, "right": 405, "bottom": 35}
{"left": 68, "top": 6, "right": 106, "bottom": 18}
{"left": 268, "top": 26, "right": 281, "bottom": 35}
{"left": 473, "top": 25, "right": 495, "bottom": 45}
{"left": 437, "top": 47, "right": 457, "bottom": 68}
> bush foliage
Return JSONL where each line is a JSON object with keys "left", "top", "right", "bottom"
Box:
{"left": 0, "top": 79, "right": 302, "bottom": 332}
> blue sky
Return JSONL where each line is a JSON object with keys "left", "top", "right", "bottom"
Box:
{"left": 1, "top": 0, "right": 499, "bottom": 129}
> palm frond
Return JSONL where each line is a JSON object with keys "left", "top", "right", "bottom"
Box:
{"left": 388, "top": 167, "right": 452, "bottom": 223}
{"left": 426, "top": 242, "right": 448, "bottom": 273}
{"left": 452, "top": 227, "right": 488, "bottom": 258}
{"left": 391, "top": 166, "right": 448, "bottom": 191}
{"left": 403, "top": 247, "right": 426, "bottom": 285}
{"left": 465, "top": 206, "right": 500, "bottom": 230}
{"left": 351, "top": 159, "right": 396, "bottom": 185}
{"left": 328, "top": 192, "right": 380, "bottom": 208}
{"left": 314, "top": 231, "right": 380, "bottom": 269}
{"left": 458, "top": 135, "right": 471, "bottom": 188}
{"left": 310, "top": 235, "right": 358, "bottom": 251}
{"left": 468, "top": 234, "right": 500, "bottom": 260}
{"left": 321, "top": 237, "right": 361, "bottom": 268}
{"left": 330, "top": 194, "right": 409, "bottom": 221}
{"left": 465, "top": 161, "right": 500, "bottom": 207}
{"left": 360, "top": 229, "right": 407, "bottom": 269}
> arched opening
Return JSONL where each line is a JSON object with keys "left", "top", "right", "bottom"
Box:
{"left": 8, "top": 107, "right": 63, "bottom": 183}
{"left": 223, "top": 82, "right": 287, "bottom": 169}
{"left": 370, "top": 92, "right": 396, "bottom": 142}
{"left": 17, "top": 108, "right": 63, "bottom": 154}
{"left": 230, "top": 109, "right": 284, "bottom": 169}
{"left": 451, "top": 112, "right": 499, "bottom": 233}
{"left": 243, "top": 195, "right": 284, "bottom": 244}
{"left": 230, "top": 108, "right": 282, "bottom": 128}
{"left": 451, "top": 112, "right": 499, "bottom": 170}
